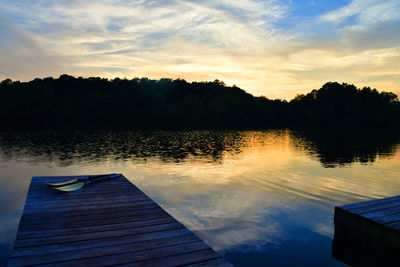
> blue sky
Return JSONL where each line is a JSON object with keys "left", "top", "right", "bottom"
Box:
{"left": 0, "top": 0, "right": 399, "bottom": 99}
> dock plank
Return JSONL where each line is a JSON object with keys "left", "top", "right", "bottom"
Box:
{"left": 20, "top": 206, "right": 165, "bottom": 227}
{"left": 17, "top": 217, "right": 176, "bottom": 239}
{"left": 9, "top": 234, "right": 202, "bottom": 266}
{"left": 346, "top": 200, "right": 400, "bottom": 215}
{"left": 185, "top": 258, "right": 234, "bottom": 267}
{"left": 38, "top": 241, "right": 211, "bottom": 267}
{"left": 19, "top": 211, "right": 170, "bottom": 231}
{"left": 121, "top": 248, "right": 222, "bottom": 267}
{"left": 12, "top": 228, "right": 193, "bottom": 257}
{"left": 14, "top": 222, "right": 185, "bottom": 248}
{"left": 340, "top": 195, "right": 400, "bottom": 210}
{"left": 360, "top": 205, "right": 400, "bottom": 220}
{"left": 8, "top": 174, "right": 232, "bottom": 267}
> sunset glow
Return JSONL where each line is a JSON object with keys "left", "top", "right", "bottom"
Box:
{"left": 1, "top": 0, "right": 399, "bottom": 99}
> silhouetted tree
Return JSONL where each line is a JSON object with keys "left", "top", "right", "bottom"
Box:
{"left": 289, "top": 82, "right": 399, "bottom": 126}
{"left": 0, "top": 77, "right": 398, "bottom": 129}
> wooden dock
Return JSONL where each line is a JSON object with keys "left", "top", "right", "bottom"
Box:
{"left": 332, "top": 195, "right": 400, "bottom": 266}
{"left": 8, "top": 174, "right": 232, "bottom": 266}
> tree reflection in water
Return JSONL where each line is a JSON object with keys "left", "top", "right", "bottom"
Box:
{"left": 290, "top": 128, "right": 399, "bottom": 168}
{"left": 0, "top": 129, "right": 398, "bottom": 168}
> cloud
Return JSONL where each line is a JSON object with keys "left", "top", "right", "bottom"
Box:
{"left": 0, "top": 14, "right": 64, "bottom": 78}
{"left": 0, "top": 0, "right": 399, "bottom": 99}
{"left": 340, "top": 19, "right": 400, "bottom": 51}
{"left": 321, "top": 0, "right": 400, "bottom": 25}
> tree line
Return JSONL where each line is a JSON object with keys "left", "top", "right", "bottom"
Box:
{"left": 0, "top": 75, "right": 398, "bottom": 129}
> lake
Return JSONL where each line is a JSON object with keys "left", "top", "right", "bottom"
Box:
{"left": 1, "top": 129, "right": 399, "bottom": 266}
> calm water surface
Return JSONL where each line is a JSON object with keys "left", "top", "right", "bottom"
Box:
{"left": 1, "top": 129, "right": 400, "bottom": 266}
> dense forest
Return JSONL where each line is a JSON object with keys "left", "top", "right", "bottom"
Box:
{"left": 0, "top": 75, "right": 398, "bottom": 129}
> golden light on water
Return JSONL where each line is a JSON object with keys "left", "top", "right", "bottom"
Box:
{"left": 111, "top": 131, "right": 400, "bottom": 212}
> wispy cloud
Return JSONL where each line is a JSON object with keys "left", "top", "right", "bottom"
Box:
{"left": 0, "top": 14, "right": 64, "bottom": 78}
{"left": 0, "top": 0, "right": 399, "bottom": 99}
{"left": 321, "top": 0, "right": 400, "bottom": 25}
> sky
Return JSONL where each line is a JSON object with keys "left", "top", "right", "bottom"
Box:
{"left": 0, "top": 0, "right": 399, "bottom": 100}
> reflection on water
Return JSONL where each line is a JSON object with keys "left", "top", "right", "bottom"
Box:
{"left": 0, "top": 129, "right": 400, "bottom": 266}
{"left": 0, "top": 129, "right": 398, "bottom": 167}
{"left": 292, "top": 129, "right": 399, "bottom": 168}
{"left": 0, "top": 131, "right": 246, "bottom": 164}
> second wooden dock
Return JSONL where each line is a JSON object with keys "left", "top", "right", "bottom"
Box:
{"left": 8, "top": 174, "right": 232, "bottom": 266}
{"left": 332, "top": 195, "right": 400, "bottom": 266}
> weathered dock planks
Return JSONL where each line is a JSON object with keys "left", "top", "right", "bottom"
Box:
{"left": 332, "top": 195, "right": 400, "bottom": 266}
{"left": 8, "top": 175, "right": 232, "bottom": 266}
